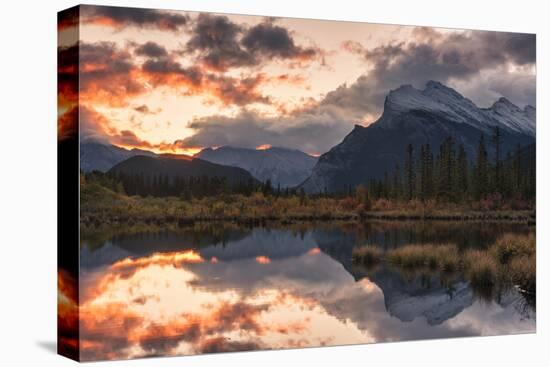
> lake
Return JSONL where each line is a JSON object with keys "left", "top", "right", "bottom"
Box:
{"left": 79, "top": 221, "right": 535, "bottom": 361}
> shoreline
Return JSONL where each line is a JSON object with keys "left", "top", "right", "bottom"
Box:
{"left": 81, "top": 209, "right": 535, "bottom": 229}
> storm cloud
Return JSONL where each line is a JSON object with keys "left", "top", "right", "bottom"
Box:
{"left": 186, "top": 13, "right": 254, "bottom": 71}
{"left": 186, "top": 14, "right": 320, "bottom": 71}
{"left": 242, "top": 21, "right": 318, "bottom": 60}
{"left": 134, "top": 41, "right": 168, "bottom": 58}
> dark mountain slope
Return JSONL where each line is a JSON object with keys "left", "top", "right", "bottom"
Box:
{"left": 108, "top": 155, "right": 258, "bottom": 186}
{"left": 301, "top": 81, "right": 535, "bottom": 193}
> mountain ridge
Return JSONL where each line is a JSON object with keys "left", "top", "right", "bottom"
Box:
{"left": 300, "top": 81, "right": 535, "bottom": 193}
{"left": 197, "top": 145, "right": 317, "bottom": 188}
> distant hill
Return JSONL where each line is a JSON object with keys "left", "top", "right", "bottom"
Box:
{"left": 301, "top": 81, "right": 535, "bottom": 193}
{"left": 80, "top": 141, "right": 157, "bottom": 172}
{"left": 108, "top": 155, "right": 259, "bottom": 196}
{"left": 197, "top": 146, "right": 317, "bottom": 188}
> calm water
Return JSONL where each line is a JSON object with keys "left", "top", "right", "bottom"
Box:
{"left": 79, "top": 221, "right": 535, "bottom": 361}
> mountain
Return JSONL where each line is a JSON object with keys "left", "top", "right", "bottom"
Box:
{"left": 80, "top": 141, "right": 157, "bottom": 172}
{"left": 312, "top": 230, "right": 474, "bottom": 325}
{"left": 196, "top": 146, "right": 317, "bottom": 188}
{"left": 108, "top": 155, "right": 258, "bottom": 186}
{"left": 301, "top": 81, "right": 535, "bottom": 193}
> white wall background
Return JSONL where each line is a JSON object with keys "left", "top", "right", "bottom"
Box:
{"left": 0, "top": 0, "right": 547, "bottom": 365}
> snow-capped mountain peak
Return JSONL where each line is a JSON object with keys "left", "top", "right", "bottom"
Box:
{"left": 197, "top": 146, "right": 317, "bottom": 188}
{"left": 486, "top": 97, "right": 536, "bottom": 136}
{"left": 381, "top": 81, "right": 535, "bottom": 136}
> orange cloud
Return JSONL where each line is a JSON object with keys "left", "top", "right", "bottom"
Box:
{"left": 58, "top": 106, "right": 78, "bottom": 141}
{"left": 307, "top": 247, "right": 321, "bottom": 255}
{"left": 58, "top": 270, "right": 79, "bottom": 359}
{"left": 142, "top": 59, "right": 270, "bottom": 107}
{"left": 255, "top": 256, "right": 271, "bottom": 264}
{"left": 111, "top": 250, "right": 204, "bottom": 271}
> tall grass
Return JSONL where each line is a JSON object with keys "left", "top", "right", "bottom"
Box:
{"left": 386, "top": 244, "right": 459, "bottom": 271}
{"left": 463, "top": 250, "right": 499, "bottom": 289}
{"left": 352, "top": 246, "right": 384, "bottom": 266}
{"left": 509, "top": 255, "right": 536, "bottom": 295}
{"left": 490, "top": 233, "right": 535, "bottom": 265}
{"left": 352, "top": 233, "right": 535, "bottom": 300}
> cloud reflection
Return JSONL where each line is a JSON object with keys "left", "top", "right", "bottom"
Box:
{"left": 79, "top": 249, "right": 373, "bottom": 360}
{"left": 78, "top": 232, "right": 535, "bottom": 361}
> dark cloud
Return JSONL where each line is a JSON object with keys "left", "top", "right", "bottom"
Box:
{"left": 80, "top": 42, "right": 134, "bottom": 74}
{"left": 58, "top": 6, "right": 79, "bottom": 31}
{"left": 72, "top": 39, "right": 273, "bottom": 109}
{"left": 81, "top": 5, "right": 189, "bottom": 31}
{"left": 186, "top": 13, "right": 254, "bottom": 71}
{"left": 133, "top": 104, "right": 158, "bottom": 114}
{"left": 199, "top": 337, "right": 261, "bottom": 354}
{"left": 242, "top": 22, "right": 318, "bottom": 61}
{"left": 186, "top": 14, "right": 319, "bottom": 71}
{"left": 331, "top": 28, "right": 537, "bottom": 120}
{"left": 142, "top": 58, "right": 203, "bottom": 87}
{"left": 178, "top": 109, "right": 351, "bottom": 154}
{"left": 134, "top": 41, "right": 168, "bottom": 58}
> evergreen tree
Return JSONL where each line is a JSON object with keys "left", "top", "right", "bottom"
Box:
{"left": 474, "top": 134, "right": 489, "bottom": 200}
{"left": 492, "top": 126, "right": 502, "bottom": 192}
{"left": 405, "top": 144, "right": 415, "bottom": 200}
{"left": 457, "top": 144, "right": 468, "bottom": 197}
{"left": 392, "top": 164, "right": 402, "bottom": 200}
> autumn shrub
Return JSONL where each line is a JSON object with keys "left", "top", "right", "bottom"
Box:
{"left": 490, "top": 233, "right": 535, "bottom": 265}
{"left": 464, "top": 250, "right": 499, "bottom": 288}
{"left": 509, "top": 254, "right": 536, "bottom": 295}
{"left": 372, "top": 198, "right": 393, "bottom": 211}
{"left": 386, "top": 244, "right": 459, "bottom": 271}
{"left": 339, "top": 197, "right": 358, "bottom": 211}
{"left": 352, "top": 246, "right": 384, "bottom": 266}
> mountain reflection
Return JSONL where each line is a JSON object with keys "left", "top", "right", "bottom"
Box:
{"left": 79, "top": 223, "right": 535, "bottom": 361}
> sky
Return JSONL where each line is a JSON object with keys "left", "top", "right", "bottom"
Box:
{"left": 58, "top": 5, "right": 536, "bottom": 156}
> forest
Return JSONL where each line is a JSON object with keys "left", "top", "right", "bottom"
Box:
{"left": 86, "top": 127, "right": 535, "bottom": 209}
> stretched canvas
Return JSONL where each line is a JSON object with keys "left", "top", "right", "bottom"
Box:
{"left": 58, "top": 4, "right": 536, "bottom": 362}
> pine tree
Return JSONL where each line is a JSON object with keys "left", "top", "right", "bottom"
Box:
{"left": 417, "top": 143, "right": 435, "bottom": 201}
{"left": 425, "top": 144, "right": 434, "bottom": 199}
{"left": 514, "top": 143, "right": 522, "bottom": 192}
{"left": 405, "top": 144, "right": 415, "bottom": 200}
{"left": 457, "top": 144, "right": 468, "bottom": 197}
{"left": 475, "top": 134, "right": 489, "bottom": 200}
{"left": 392, "top": 163, "right": 402, "bottom": 200}
{"left": 492, "top": 126, "right": 502, "bottom": 192}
